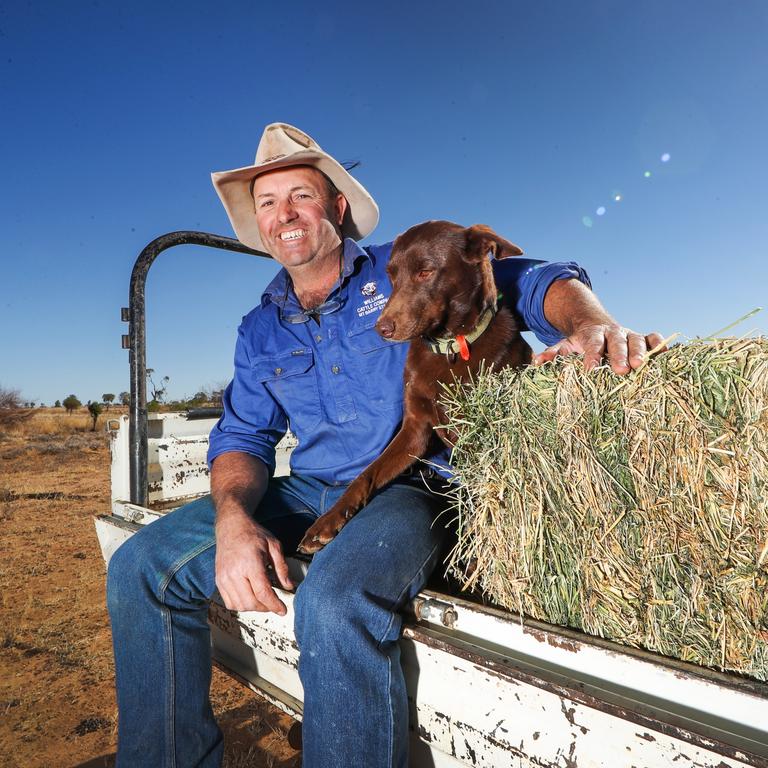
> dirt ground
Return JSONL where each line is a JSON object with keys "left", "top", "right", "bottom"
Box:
{"left": 0, "top": 411, "right": 300, "bottom": 768}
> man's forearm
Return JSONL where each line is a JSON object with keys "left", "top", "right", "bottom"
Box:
{"left": 211, "top": 451, "right": 269, "bottom": 524}
{"left": 537, "top": 278, "right": 664, "bottom": 373}
{"left": 542, "top": 278, "right": 616, "bottom": 337}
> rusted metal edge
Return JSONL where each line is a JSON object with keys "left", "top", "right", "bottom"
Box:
{"left": 126, "top": 231, "right": 269, "bottom": 506}
{"left": 211, "top": 655, "right": 303, "bottom": 720}
{"left": 403, "top": 624, "right": 768, "bottom": 768}
{"left": 418, "top": 587, "right": 768, "bottom": 701}
{"left": 95, "top": 513, "right": 141, "bottom": 533}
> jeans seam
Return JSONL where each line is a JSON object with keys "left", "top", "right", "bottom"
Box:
{"left": 386, "top": 651, "right": 393, "bottom": 768}
{"left": 375, "top": 539, "right": 441, "bottom": 650}
{"left": 162, "top": 605, "right": 175, "bottom": 768}
{"left": 157, "top": 538, "right": 216, "bottom": 768}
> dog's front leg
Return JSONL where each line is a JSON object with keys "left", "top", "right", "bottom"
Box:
{"left": 297, "top": 416, "right": 433, "bottom": 554}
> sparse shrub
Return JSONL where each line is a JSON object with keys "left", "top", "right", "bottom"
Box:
{"left": 0, "top": 385, "right": 33, "bottom": 429}
{"left": 119, "top": 391, "right": 130, "bottom": 406}
{"left": 102, "top": 393, "right": 115, "bottom": 409}
{"left": 62, "top": 395, "right": 81, "bottom": 415}
{"left": 87, "top": 402, "right": 102, "bottom": 431}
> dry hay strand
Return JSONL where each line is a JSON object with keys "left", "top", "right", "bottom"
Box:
{"left": 441, "top": 336, "right": 768, "bottom": 680}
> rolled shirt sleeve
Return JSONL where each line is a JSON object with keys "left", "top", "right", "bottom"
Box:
{"left": 494, "top": 258, "right": 593, "bottom": 347}
{"left": 207, "top": 322, "right": 287, "bottom": 474}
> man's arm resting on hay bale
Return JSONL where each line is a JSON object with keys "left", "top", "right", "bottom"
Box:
{"left": 211, "top": 452, "right": 295, "bottom": 616}
{"left": 535, "top": 278, "right": 664, "bottom": 375}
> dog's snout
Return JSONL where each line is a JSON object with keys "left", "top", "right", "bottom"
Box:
{"left": 376, "top": 317, "right": 395, "bottom": 338}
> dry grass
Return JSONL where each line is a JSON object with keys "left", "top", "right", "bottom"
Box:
{"left": 0, "top": 418, "right": 300, "bottom": 768}
{"left": 1, "top": 407, "right": 123, "bottom": 437}
{"left": 441, "top": 336, "right": 768, "bottom": 680}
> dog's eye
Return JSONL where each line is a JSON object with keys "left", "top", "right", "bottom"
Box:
{"left": 416, "top": 269, "right": 434, "bottom": 281}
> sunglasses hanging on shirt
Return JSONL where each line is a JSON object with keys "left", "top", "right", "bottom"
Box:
{"left": 279, "top": 250, "right": 345, "bottom": 324}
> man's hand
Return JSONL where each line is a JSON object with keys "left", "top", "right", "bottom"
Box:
{"left": 215, "top": 513, "right": 294, "bottom": 615}
{"left": 538, "top": 278, "right": 666, "bottom": 375}
{"left": 534, "top": 324, "right": 666, "bottom": 374}
{"left": 211, "top": 451, "right": 294, "bottom": 615}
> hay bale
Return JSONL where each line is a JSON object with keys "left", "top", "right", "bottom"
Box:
{"left": 441, "top": 337, "right": 768, "bottom": 680}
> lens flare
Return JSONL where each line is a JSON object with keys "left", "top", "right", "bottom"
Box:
{"left": 614, "top": 194, "right": 622, "bottom": 202}
{"left": 582, "top": 216, "right": 593, "bottom": 228}
{"left": 661, "top": 153, "right": 671, "bottom": 163}
{"left": 644, "top": 171, "right": 652, "bottom": 178}
{"left": 596, "top": 206, "right": 606, "bottom": 216}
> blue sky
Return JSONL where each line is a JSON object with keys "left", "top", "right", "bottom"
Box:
{"left": 1, "top": 1, "right": 766, "bottom": 404}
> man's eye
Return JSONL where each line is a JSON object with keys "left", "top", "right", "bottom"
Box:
{"left": 259, "top": 200, "right": 274, "bottom": 208}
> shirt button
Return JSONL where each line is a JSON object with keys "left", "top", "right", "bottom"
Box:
{"left": 331, "top": 365, "right": 340, "bottom": 374}
{"left": 274, "top": 367, "right": 283, "bottom": 375}
{"left": 315, "top": 334, "right": 322, "bottom": 342}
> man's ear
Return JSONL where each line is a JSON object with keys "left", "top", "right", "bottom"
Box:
{"left": 335, "top": 193, "right": 349, "bottom": 228}
{"left": 464, "top": 224, "right": 524, "bottom": 262}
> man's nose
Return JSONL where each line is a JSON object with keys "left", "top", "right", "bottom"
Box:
{"left": 277, "top": 199, "right": 298, "bottom": 223}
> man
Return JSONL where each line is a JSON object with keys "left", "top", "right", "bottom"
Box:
{"left": 107, "top": 123, "right": 662, "bottom": 767}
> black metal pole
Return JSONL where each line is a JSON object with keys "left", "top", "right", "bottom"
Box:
{"left": 124, "top": 231, "right": 269, "bottom": 506}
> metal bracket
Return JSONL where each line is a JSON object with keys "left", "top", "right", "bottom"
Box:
{"left": 412, "top": 596, "right": 459, "bottom": 628}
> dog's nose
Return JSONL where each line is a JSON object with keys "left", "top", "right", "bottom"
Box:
{"left": 376, "top": 318, "right": 395, "bottom": 338}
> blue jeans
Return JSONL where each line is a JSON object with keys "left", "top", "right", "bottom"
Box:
{"left": 106, "top": 474, "right": 449, "bottom": 768}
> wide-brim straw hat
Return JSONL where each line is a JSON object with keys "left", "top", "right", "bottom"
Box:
{"left": 211, "top": 123, "right": 379, "bottom": 253}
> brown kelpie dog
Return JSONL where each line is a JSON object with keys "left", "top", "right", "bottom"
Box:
{"left": 298, "top": 220, "right": 532, "bottom": 554}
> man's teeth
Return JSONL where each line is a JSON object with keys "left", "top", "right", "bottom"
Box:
{"left": 280, "top": 230, "right": 306, "bottom": 241}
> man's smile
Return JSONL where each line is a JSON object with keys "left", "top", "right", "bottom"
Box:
{"left": 279, "top": 229, "right": 307, "bottom": 241}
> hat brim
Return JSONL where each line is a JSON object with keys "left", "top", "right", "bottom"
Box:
{"left": 211, "top": 149, "right": 379, "bottom": 253}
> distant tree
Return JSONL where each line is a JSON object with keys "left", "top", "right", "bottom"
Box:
{"left": 102, "top": 393, "right": 115, "bottom": 409}
{"left": 119, "top": 391, "right": 130, "bottom": 407}
{"left": 38, "top": 402, "right": 45, "bottom": 408}
{"left": 54, "top": 399, "right": 62, "bottom": 408}
{"left": 87, "top": 401, "right": 103, "bottom": 431}
{"left": 62, "top": 394, "right": 81, "bottom": 414}
{"left": 0, "top": 385, "right": 33, "bottom": 427}
{"left": 0, "top": 385, "right": 23, "bottom": 411}
{"left": 146, "top": 369, "right": 170, "bottom": 403}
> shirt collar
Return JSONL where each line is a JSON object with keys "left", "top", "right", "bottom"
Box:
{"left": 261, "top": 238, "right": 372, "bottom": 310}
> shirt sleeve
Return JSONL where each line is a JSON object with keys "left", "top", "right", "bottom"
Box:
{"left": 493, "top": 258, "right": 593, "bottom": 346}
{"left": 207, "top": 320, "right": 288, "bottom": 474}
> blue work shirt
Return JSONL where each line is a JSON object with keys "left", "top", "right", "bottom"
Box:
{"left": 208, "top": 238, "right": 591, "bottom": 483}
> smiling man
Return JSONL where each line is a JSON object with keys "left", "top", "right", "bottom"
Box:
{"left": 106, "top": 123, "right": 662, "bottom": 768}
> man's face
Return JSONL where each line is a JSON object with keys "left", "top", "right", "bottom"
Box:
{"left": 252, "top": 166, "right": 347, "bottom": 270}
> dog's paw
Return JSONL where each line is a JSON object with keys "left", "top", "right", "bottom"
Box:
{"left": 297, "top": 510, "right": 351, "bottom": 554}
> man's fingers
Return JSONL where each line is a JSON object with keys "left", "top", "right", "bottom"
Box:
{"left": 216, "top": 574, "right": 271, "bottom": 612}
{"left": 533, "top": 345, "right": 559, "bottom": 366}
{"left": 645, "top": 332, "right": 666, "bottom": 352}
{"left": 268, "top": 539, "right": 295, "bottom": 591}
{"left": 247, "top": 572, "right": 288, "bottom": 616}
{"left": 580, "top": 331, "right": 609, "bottom": 372}
{"left": 626, "top": 332, "right": 649, "bottom": 369}
{"left": 536, "top": 328, "right": 667, "bottom": 374}
{"left": 533, "top": 339, "right": 582, "bottom": 366}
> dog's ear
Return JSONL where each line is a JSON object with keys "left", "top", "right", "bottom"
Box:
{"left": 465, "top": 224, "right": 524, "bottom": 262}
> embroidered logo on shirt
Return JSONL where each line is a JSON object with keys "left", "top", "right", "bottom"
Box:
{"left": 361, "top": 281, "right": 377, "bottom": 296}
{"left": 356, "top": 292, "right": 388, "bottom": 318}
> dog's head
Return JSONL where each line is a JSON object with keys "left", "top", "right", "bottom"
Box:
{"left": 376, "top": 221, "right": 523, "bottom": 341}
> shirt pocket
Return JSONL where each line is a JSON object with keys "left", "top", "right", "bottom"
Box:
{"left": 346, "top": 321, "right": 407, "bottom": 409}
{"left": 251, "top": 348, "right": 321, "bottom": 433}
